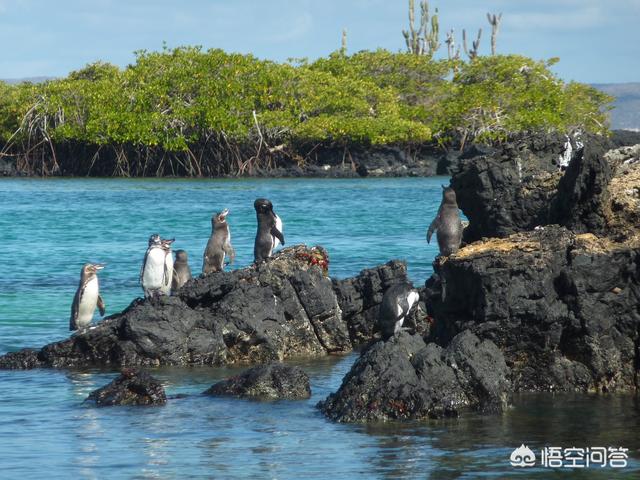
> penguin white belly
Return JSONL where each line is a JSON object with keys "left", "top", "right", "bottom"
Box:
{"left": 77, "top": 277, "right": 99, "bottom": 328}
{"left": 161, "top": 253, "right": 174, "bottom": 295}
{"left": 407, "top": 291, "right": 419, "bottom": 310}
{"left": 143, "top": 248, "right": 167, "bottom": 291}
{"left": 272, "top": 215, "right": 283, "bottom": 250}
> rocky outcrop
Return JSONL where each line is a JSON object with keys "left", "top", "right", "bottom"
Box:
{"left": 86, "top": 369, "right": 166, "bottom": 406}
{"left": 0, "top": 246, "right": 414, "bottom": 369}
{"left": 451, "top": 133, "right": 640, "bottom": 242}
{"left": 332, "top": 260, "right": 425, "bottom": 345}
{"left": 450, "top": 136, "right": 563, "bottom": 241}
{"left": 204, "top": 363, "right": 311, "bottom": 400}
{"left": 425, "top": 226, "right": 640, "bottom": 393}
{"left": 318, "top": 331, "right": 510, "bottom": 422}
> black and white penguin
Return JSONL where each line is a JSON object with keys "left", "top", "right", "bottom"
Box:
{"left": 378, "top": 282, "right": 420, "bottom": 340}
{"left": 427, "top": 186, "right": 463, "bottom": 256}
{"left": 171, "top": 249, "right": 192, "bottom": 292}
{"left": 202, "top": 209, "right": 235, "bottom": 274}
{"left": 140, "top": 234, "right": 175, "bottom": 298}
{"left": 254, "top": 198, "right": 285, "bottom": 263}
{"left": 70, "top": 263, "right": 106, "bottom": 331}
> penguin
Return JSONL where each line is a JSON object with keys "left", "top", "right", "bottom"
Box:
{"left": 160, "top": 237, "right": 175, "bottom": 295}
{"left": 171, "top": 249, "right": 192, "bottom": 292}
{"left": 254, "top": 198, "right": 285, "bottom": 263}
{"left": 202, "top": 209, "right": 235, "bottom": 274}
{"left": 70, "top": 263, "right": 106, "bottom": 331}
{"left": 427, "top": 186, "right": 463, "bottom": 256}
{"left": 378, "top": 282, "right": 420, "bottom": 341}
{"left": 140, "top": 234, "right": 175, "bottom": 298}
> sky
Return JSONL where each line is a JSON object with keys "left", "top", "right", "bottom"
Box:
{"left": 0, "top": 0, "right": 638, "bottom": 84}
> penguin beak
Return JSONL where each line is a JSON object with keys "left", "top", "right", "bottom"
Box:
{"left": 94, "top": 264, "right": 105, "bottom": 270}
{"left": 220, "top": 208, "right": 229, "bottom": 219}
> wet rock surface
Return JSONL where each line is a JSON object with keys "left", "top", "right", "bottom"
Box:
{"left": 425, "top": 225, "right": 640, "bottom": 393}
{"left": 204, "top": 363, "right": 311, "bottom": 400}
{"left": 0, "top": 246, "right": 413, "bottom": 369}
{"left": 86, "top": 369, "right": 166, "bottom": 406}
{"left": 318, "top": 331, "right": 510, "bottom": 422}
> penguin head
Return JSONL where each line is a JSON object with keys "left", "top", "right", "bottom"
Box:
{"left": 442, "top": 187, "right": 457, "bottom": 205}
{"left": 212, "top": 208, "right": 230, "bottom": 227}
{"left": 81, "top": 263, "right": 104, "bottom": 279}
{"left": 148, "top": 234, "right": 162, "bottom": 246}
{"left": 160, "top": 238, "right": 175, "bottom": 250}
{"left": 175, "top": 249, "right": 188, "bottom": 262}
{"left": 254, "top": 198, "right": 274, "bottom": 215}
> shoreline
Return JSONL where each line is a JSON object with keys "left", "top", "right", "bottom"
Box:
{"left": 2, "top": 129, "right": 639, "bottom": 179}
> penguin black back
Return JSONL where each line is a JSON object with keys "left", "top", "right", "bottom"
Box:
{"left": 254, "top": 198, "right": 285, "bottom": 263}
{"left": 203, "top": 209, "right": 235, "bottom": 274}
{"left": 427, "top": 186, "right": 463, "bottom": 257}
{"left": 378, "top": 282, "right": 419, "bottom": 340}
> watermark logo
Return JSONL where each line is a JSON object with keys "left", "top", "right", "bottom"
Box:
{"left": 510, "top": 444, "right": 536, "bottom": 467}
{"left": 510, "top": 445, "right": 629, "bottom": 469}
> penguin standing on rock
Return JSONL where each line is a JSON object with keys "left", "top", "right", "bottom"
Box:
{"left": 140, "top": 234, "right": 175, "bottom": 298}
{"left": 427, "top": 186, "right": 463, "bottom": 256}
{"left": 171, "top": 249, "right": 192, "bottom": 292}
{"left": 70, "top": 263, "right": 106, "bottom": 331}
{"left": 378, "top": 282, "right": 420, "bottom": 341}
{"left": 203, "top": 209, "right": 235, "bottom": 274}
{"left": 254, "top": 198, "right": 285, "bottom": 263}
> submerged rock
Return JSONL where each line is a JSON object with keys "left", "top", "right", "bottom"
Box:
{"left": 318, "top": 331, "right": 510, "bottom": 422}
{"left": 86, "top": 369, "right": 166, "bottom": 406}
{"left": 426, "top": 225, "right": 640, "bottom": 393}
{"left": 204, "top": 363, "right": 311, "bottom": 400}
{"left": 0, "top": 246, "right": 413, "bottom": 369}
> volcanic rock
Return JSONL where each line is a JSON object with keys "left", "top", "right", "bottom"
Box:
{"left": 204, "top": 363, "right": 311, "bottom": 400}
{"left": 318, "top": 331, "right": 510, "bottom": 422}
{"left": 86, "top": 369, "right": 166, "bottom": 406}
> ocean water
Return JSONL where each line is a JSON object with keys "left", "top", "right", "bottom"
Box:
{"left": 0, "top": 177, "right": 638, "bottom": 479}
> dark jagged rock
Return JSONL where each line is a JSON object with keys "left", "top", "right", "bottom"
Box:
{"left": 318, "top": 331, "right": 510, "bottom": 422}
{"left": 86, "top": 369, "right": 166, "bottom": 406}
{"left": 0, "top": 246, "right": 412, "bottom": 369}
{"left": 0, "top": 349, "right": 41, "bottom": 369}
{"left": 204, "top": 363, "right": 311, "bottom": 400}
{"left": 451, "top": 132, "right": 640, "bottom": 242}
{"left": 451, "top": 134, "right": 565, "bottom": 242}
{"left": 426, "top": 225, "right": 640, "bottom": 393}
{"left": 332, "top": 260, "right": 427, "bottom": 345}
{"left": 550, "top": 136, "right": 612, "bottom": 234}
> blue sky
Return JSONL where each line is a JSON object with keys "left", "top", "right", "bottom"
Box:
{"left": 0, "top": 0, "right": 637, "bottom": 83}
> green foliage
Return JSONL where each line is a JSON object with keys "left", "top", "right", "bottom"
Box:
{"left": 437, "top": 55, "right": 611, "bottom": 143}
{"left": 0, "top": 47, "right": 612, "bottom": 153}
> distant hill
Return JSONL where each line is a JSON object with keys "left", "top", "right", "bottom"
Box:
{"left": 2, "top": 76, "right": 54, "bottom": 85}
{"left": 593, "top": 82, "right": 640, "bottom": 131}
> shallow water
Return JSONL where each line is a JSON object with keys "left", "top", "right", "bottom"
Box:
{"left": 1, "top": 177, "right": 638, "bottom": 478}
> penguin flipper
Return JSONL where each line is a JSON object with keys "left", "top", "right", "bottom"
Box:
{"left": 224, "top": 244, "right": 236, "bottom": 265}
{"left": 140, "top": 249, "right": 150, "bottom": 285}
{"left": 97, "top": 295, "right": 106, "bottom": 316}
{"left": 427, "top": 218, "right": 438, "bottom": 243}
{"left": 70, "top": 290, "right": 80, "bottom": 331}
{"left": 271, "top": 226, "right": 285, "bottom": 246}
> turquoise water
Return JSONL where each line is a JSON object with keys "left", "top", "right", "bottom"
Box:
{"left": 1, "top": 177, "right": 638, "bottom": 479}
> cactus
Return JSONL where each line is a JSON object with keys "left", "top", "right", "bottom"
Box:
{"left": 487, "top": 12, "right": 502, "bottom": 55}
{"left": 445, "top": 29, "right": 460, "bottom": 60}
{"left": 402, "top": 0, "right": 440, "bottom": 56}
{"left": 341, "top": 28, "right": 347, "bottom": 55}
{"left": 462, "top": 28, "right": 482, "bottom": 60}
